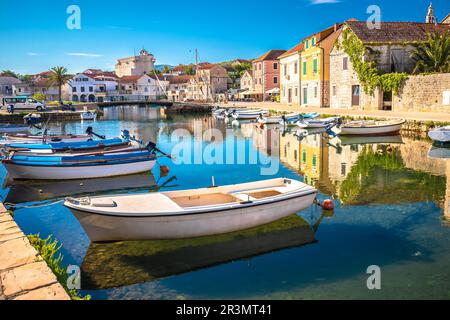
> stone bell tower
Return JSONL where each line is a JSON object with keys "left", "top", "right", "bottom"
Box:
{"left": 425, "top": 2, "right": 437, "bottom": 24}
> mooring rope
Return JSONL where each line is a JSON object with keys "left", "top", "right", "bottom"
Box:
{"left": 3, "top": 199, "right": 65, "bottom": 209}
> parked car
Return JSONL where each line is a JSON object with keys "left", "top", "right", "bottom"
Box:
{"left": 1, "top": 97, "right": 46, "bottom": 112}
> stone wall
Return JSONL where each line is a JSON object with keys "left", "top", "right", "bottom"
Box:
{"left": 393, "top": 73, "right": 450, "bottom": 113}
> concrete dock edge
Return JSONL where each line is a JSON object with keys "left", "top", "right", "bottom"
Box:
{"left": 0, "top": 203, "right": 70, "bottom": 300}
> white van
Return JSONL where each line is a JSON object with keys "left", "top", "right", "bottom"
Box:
{"left": 1, "top": 97, "right": 46, "bottom": 111}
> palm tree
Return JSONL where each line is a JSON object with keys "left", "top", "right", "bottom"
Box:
{"left": 411, "top": 31, "right": 450, "bottom": 74}
{"left": 1, "top": 70, "right": 19, "bottom": 78}
{"left": 49, "top": 66, "right": 71, "bottom": 103}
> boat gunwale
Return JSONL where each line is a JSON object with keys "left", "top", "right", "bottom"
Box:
{"left": 342, "top": 119, "right": 406, "bottom": 129}
{"left": 64, "top": 186, "right": 318, "bottom": 218}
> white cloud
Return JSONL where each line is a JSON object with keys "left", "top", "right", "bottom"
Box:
{"left": 67, "top": 53, "right": 103, "bottom": 57}
{"left": 27, "top": 52, "right": 39, "bottom": 56}
{"left": 311, "top": 0, "right": 340, "bottom": 4}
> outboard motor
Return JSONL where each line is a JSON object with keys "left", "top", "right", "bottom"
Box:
{"left": 86, "top": 126, "right": 106, "bottom": 140}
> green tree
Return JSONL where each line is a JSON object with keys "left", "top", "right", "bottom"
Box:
{"left": 0, "top": 70, "right": 19, "bottom": 78}
{"left": 411, "top": 31, "right": 450, "bottom": 74}
{"left": 184, "top": 65, "right": 195, "bottom": 75}
{"left": 232, "top": 62, "right": 252, "bottom": 78}
{"left": 162, "top": 65, "right": 171, "bottom": 74}
{"left": 49, "top": 66, "right": 71, "bottom": 102}
{"left": 32, "top": 92, "right": 47, "bottom": 101}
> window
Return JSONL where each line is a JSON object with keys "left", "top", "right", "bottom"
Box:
{"left": 273, "top": 63, "right": 278, "bottom": 70}
{"left": 303, "top": 61, "right": 307, "bottom": 75}
{"left": 274, "top": 77, "right": 278, "bottom": 84}
{"left": 72, "top": 87, "right": 77, "bottom": 93}
{"left": 314, "top": 86, "right": 318, "bottom": 98}
{"left": 343, "top": 57, "right": 348, "bottom": 70}
{"left": 311, "top": 37, "right": 315, "bottom": 46}
{"left": 313, "top": 58, "right": 318, "bottom": 74}
{"left": 81, "top": 87, "right": 85, "bottom": 92}
{"left": 294, "top": 150, "right": 298, "bottom": 162}
{"left": 305, "top": 40, "right": 309, "bottom": 49}
{"left": 89, "top": 86, "right": 93, "bottom": 92}
{"left": 332, "top": 85, "right": 336, "bottom": 96}
{"left": 284, "top": 64, "right": 287, "bottom": 76}
{"left": 294, "top": 62, "right": 298, "bottom": 74}
{"left": 341, "top": 163, "right": 347, "bottom": 176}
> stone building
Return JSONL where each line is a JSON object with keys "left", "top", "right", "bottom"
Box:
{"left": 252, "top": 50, "right": 286, "bottom": 101}
{"left": 187, "top": 63, "right": 229, "bottom": 102}
{"left": 239, "top": 70, "right": 254, "bottom": 99}
{"left": 115, "top": 49, "right": 156, "bottom": 77}
{"left": 167, "top": 75, "right": 193, "bottom": 101}
{"left": 330, "top": 20, "right": 450, "bottom": 111}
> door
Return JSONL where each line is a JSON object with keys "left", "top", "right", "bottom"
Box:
{"left": 351, "top": 85, "right": 360, "bottom": 106}
{"left": 303, "top": 88, "right": 308, "bottom": 105}
{"left": 288, "top": 88, "right": 292, "bottom": 104}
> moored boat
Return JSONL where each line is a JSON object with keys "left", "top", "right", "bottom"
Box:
{"left": 428, "top": 126, "right": 450, "bottom": 146}
{"left": 296, "top": 117, "right": 341, "bottom": 129}
{"left": 231, "top": 109, "right": 269, "bottom": 120}
{"left": 258, "top": 113, "right": 300, "bottom": 125}
{"left": 64, "top": 178, "right": 318, "bottom": 241}
{"left": 339, "top": 118, "right": 405, "bottom": 136}
{"left": 1, "top": 133, "right": 93, "bottom": 144}
{"left": 81, "top": 111, "right": 97, "bottom": 121}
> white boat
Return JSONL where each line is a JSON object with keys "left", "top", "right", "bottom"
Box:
{"left": 339, "top": 118, "right": 405, "bottom": 136}
{"left": 64, "top": 178, "right": 318, "bottom": 241}
{"left": 2, "top": 147, "right": 156, "bottom": 180}
{"left": 81, "top": 111, "right": 97, "bottom": 121}
{"left": 258, "top": 113, "right": 300, "bottom": 125}
{"left": 1, "top": 133, "right": 92, "bottom": 144}
{"left": 296, "top": 117, "right": 340, "bottom": 129}
{"left": 0, "top": 124, "right": 29, "bottom": 133}
{"left": 231, "top": 110, "right": 269, "bottom": 120}
{"left": 428, "top": 126, "right": 450, "bottom": 146}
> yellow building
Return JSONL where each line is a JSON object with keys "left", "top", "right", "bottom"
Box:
{"left": 300, "top": 24, "right": 341, "bottom": 107}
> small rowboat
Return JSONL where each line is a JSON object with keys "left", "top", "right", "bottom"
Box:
{"left": 258, "top": 113, "right": 300, "bottom": 125}
{"left": 1, "top": 133, "right": 93, "bottom": 144}
{"left": 339, "top": 118, "right": 405, "bottom": 136}
{"left": 428, "top": 126, "right": 450, "bottom": 146}
{"left": 64, "top": 178, "right": 318, "bottom": 241}
{"left": 231, "top": 110, "right": 269, "bottom": 120}
{"left": 296, "top": 117, "right": 340, "bottom": 129}
{"left": 2, "top": 147, "right": 157, "bottom": 180}
{"left": 81, "top": 111, "right": 97, "bottom": 121}
{"left": 0, "top": 124, "right": 29, "bottom": 133}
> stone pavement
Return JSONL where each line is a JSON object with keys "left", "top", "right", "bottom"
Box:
{"left": 218, "top": 102, "right": 450, "bottom": 122}
{"left": 0, "top": 204, "right": 70, "bottom": 300}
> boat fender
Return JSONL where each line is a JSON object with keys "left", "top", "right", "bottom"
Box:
{"left": 160, "top": 165, "right": 170, "bottom": 176}
{"left": 314, "top": 198, "right": 335, "bottom": 210}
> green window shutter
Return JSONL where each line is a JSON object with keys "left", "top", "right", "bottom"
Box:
{"left": 312, "top": 37, "right": 315, "bottom": 46}
{"left": 305, "top": 40, "right": 309, "bottom": 49}
{"left": 303, "top": 61, "right": 307, "bottom": 75}
{"left": 313, "top": 59, "right": 317, "bottom": 73}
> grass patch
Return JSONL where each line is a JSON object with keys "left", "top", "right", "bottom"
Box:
{"left": 27, "top": 234, "right": 91, "bottom": 300}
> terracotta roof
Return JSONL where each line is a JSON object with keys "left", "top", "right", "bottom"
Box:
{"left": 278, "top": 43, "right": 304, "bottom": 59}
{"left": 118, "top": 75, "right": 142, "bottom": 83}
{"left": 169, "top": 75, "right": 194, "bottom": 84}
{"left": 346, "top": 21, "right": 450, "bottom": 44}
{"left": 253, "top": 50, "right": 287, "bottom": 62}
{"left": 302, "top": 24, "right": 341, "bottom": 44}
{"left": 197, "top": 63, "right": 217, "bottom": 70}
{"left": 172, "top": 65, "right": 188, "bottom": 72}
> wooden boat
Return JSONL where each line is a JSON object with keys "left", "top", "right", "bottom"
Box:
{"left": 258, "top": 113, "right": 300, "bottom": 125}
{"left": 2, "top": 147, "right": 157, "bottom": 180}
{"left": 64, "top": 178, "right": 318, "bottom": 241}
{"left": 231, "top": 110, "right": 269, "bottom": 120}
{"left": 2, "top": 133, "right": 92, "bottom": 144}
{"left": 339, "top": 118, "right": 405, "bottom": 136}
{"left": 296, "top": 117, "right": 340, "bottom": 129}
{"left": 428, "top": 126, "right": 450, "bottom": 146}
{"left": 0, "top": 124, "right": 29, "bottom": 133}
{"left": 81, "top": 111, "right": 97, "bottom": 121}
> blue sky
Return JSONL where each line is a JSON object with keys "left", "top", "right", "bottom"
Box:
{"left": 0, "top": 0, "right": 448, "bottom": 74}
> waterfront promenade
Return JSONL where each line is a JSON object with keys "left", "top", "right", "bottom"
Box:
{"left": 0, "top": 204, "right": 69, "bottom": 300}
{"left": 219, "top": 102, "right": 450, "bottom": 122}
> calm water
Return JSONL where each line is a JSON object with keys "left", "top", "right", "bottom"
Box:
{"left": 2, "top": 105, "right": 450, "bottom": 300}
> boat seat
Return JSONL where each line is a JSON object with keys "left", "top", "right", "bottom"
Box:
{"left": 232, "top": 193, "right": 257, "bottom": 202}
{"left": 91, "top": 198, "right": 117, "bottom": 207}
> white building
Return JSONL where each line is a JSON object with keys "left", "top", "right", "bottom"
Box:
{"left": 118, "top": 74, "right": 169, "bottom": 101}
{"left": 167, "top": 75, "right": 193, "bottom": 102}
{"left": 0, "top": 76, "right": 22, "bottom": 97}
{"left": 69, "top": 71, "right": 118, "bottom": 102}
{"left": 279, "top": 43, "right": 303, "bottom": 106}
{"left": 115, "top": 49, "right": 156, "bottom": 77}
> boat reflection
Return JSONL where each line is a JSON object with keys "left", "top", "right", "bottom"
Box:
{"left": 3, "top": 173, "right": 167, "bottom": 204}
{"left": 80, "top": 214, "right": 320, "bottom": 290}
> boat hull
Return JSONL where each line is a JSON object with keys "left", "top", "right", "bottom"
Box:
{"left": 69, "top": 191, "right": 316, "bottom": 242}
{"left": 4, "top": 159, "right": 155, "bottom": 180}
{"left": 339, "top": 122, "right": 404, "bottom": 136}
